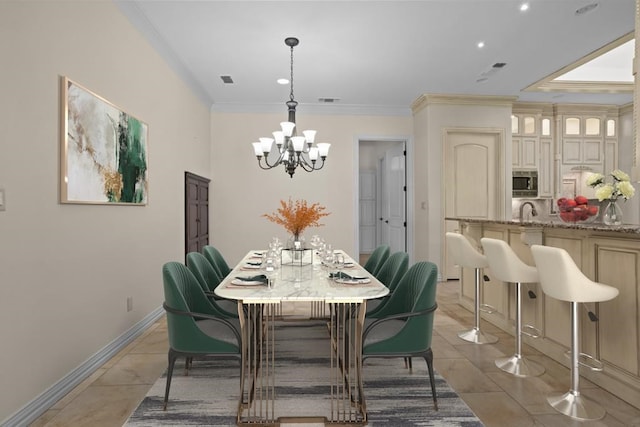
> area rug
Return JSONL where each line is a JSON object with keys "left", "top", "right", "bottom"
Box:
{"left": 125, "top": 322, "right": 483, "bottom": 426}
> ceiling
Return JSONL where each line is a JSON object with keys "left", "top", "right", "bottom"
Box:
{"left": 116, "top": 0, "right": 635, "bottom": 116}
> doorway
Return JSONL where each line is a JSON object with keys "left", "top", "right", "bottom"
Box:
{"left": 357, "top": 138, "right": 410, "bottom": 262}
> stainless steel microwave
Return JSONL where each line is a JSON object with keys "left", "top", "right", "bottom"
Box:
{"left": 513, "top": 171, "right": 538, "bottom": 198}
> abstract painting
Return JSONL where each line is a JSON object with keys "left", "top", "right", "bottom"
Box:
{"left": 60, "top": 77, "right": 148, "bottom": 205}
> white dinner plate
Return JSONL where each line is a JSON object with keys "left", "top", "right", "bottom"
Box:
{"left": 335, "top": 277, "right": 371, "bottom": 285}
{"left": 230, "top": 278, "right": 266, "bottom": 286}
{"left": 243, "top": 263, "right": 262, "bottom": 269}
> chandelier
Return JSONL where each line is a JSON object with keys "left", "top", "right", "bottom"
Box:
{"left": 251, "top": 37, "right": 330, "bottom": 178}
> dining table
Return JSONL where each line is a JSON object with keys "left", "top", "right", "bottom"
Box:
{"left": 214, "top": 249, "right": 388, "bottom": 426}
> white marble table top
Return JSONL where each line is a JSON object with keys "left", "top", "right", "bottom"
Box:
{"left": 214, "top": 250, "right": 389, "bottom": 303}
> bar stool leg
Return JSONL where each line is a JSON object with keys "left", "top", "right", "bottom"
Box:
{"left": 547, "top": 302, "right": 605, "bottom": 420}
{"left": 495, "top": 281, "right": 545, "bottom": 377}
{"left": 458, "top": 268, "right": 498, "bottom": 344}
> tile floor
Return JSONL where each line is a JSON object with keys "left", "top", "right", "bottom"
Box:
{"left": 30, "top": 280, "right": 640, "bottom": 427}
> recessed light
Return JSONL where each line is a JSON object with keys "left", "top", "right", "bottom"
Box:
{"left": 277, "top": 78, "right": 289, "bottom": 85}
{"left": 477, "top": 41, "right": 485, "bottom": 49}
{"left": 520, "top": 2, "right": 529, "bottom": 12}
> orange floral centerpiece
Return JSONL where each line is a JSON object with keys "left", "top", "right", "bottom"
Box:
{"left": 263, "top": 198, "right": 330, "bottom": 243}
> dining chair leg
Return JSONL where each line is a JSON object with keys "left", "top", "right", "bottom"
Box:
{"left": 163, "top": 350, "right": 178, "bottom": 410}
{"left": 424, "top": 349, "right": 438, "bottom": 411}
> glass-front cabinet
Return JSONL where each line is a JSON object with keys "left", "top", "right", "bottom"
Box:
{"left": 512, "top": 104, "right": 554, "bottom": 198}
{"left": 555, "top": 105, "right": 619, "bottom": 199}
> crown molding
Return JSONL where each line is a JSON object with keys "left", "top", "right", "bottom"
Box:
{"left": 411, "top": 94, "right": 518, "bottom": 114}
{"left": 210, "top": 102, "right": 412, "bottom": 117}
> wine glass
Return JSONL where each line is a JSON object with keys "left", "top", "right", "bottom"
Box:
{"left": 334, "top": 253, "right": 345, "bottom": 278}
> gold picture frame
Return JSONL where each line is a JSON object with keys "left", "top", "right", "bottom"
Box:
{"left": 60, "top": 76, "right": 148, "bottom": 205}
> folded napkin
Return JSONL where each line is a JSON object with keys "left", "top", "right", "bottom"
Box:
{"left": 235, "top": 274, "right": 268, "bottom": 283}
{"left": 329, "top": 272, "right": 368, "bottom": 280}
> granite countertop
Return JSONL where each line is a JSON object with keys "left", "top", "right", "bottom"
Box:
{"left": 446, "top": 217, "right": 640, "bottom": 234}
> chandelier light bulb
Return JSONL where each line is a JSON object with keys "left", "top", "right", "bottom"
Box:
{"left": 302, "top": 130, "right": 316, "bottom": 144}
{"left": 272, "top": 131, "right": 285, "bottom": 146}
{"left": 309, "top": 147, "right": 319, "bottom": 161}
{"left": 281, "top": 121, "right": 295, "bottom": 137}
{"left": 291, "top": 136, "right": 306, "bottom": 152}
{"left": 317, "top": 143, "right": 331, "bottom": 158}
{"left": 260, "top": 137, "right": 274, "bottom": 153}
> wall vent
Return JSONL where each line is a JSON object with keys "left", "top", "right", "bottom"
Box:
{"left": 220, "top": 75, "right": 234, "bottom": 84}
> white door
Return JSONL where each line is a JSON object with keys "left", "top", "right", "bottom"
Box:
{"left": 359, "top": 171, "right": 377, "bottom": 253}
{"left": 380, "top": 144, "right": 406, "bottom": 253}
{"left": 443, "top": 130, "right": 502, "bottom": 279}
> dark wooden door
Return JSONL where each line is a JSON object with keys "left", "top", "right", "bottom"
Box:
{"left": 185, "top": 172, "right": 210, "bottom": 260}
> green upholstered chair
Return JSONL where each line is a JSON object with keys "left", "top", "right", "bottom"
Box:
{"left": 363, "top": 245, "right": 390, "bottom": 276}
{"left": 361, "top": 261, "right": 439, "bottom": 410}
{"left": 186, "top": 251, "right": 238, "bottom": 318}
{"left": 203, "top": 245, "right": 233, "bottom": 279}
{"left": 366, "top": 251, "right": 409, "bottom": 316}
{"left": 162, "top": 262, "right": 242, "bottom": 410}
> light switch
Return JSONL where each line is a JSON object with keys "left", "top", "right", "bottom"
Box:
{"left": 0, "top": 188, "right": 5, "bottom": 211}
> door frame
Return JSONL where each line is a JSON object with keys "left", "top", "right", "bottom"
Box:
{"left": 354, "top": 135, "right": 414, "bottom": 263}
{"left": 441, "top": 127, "right": 506, "bottom": 278}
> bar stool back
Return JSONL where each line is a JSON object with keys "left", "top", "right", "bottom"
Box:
{"left": 531, "top": 244, "right": 619, "bottom": 421}
{"left": 446, "top": 232, "right": 498, "bottom": 344}
{"left": 481, "top": 237, "right": 545, "bottom": 377}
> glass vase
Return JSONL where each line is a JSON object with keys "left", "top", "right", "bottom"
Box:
{"left": 602, "top": 200, "right": 623, "bottom": 226}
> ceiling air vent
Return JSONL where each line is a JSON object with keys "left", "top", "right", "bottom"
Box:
{"left": 478, "top": 62, "right": 508, "bottom": 79}
{"left": 220, "top": 75, "right": 234, "bottom": 84}
{"left": 318, "top": 97, "right": 340, "bottom": 103}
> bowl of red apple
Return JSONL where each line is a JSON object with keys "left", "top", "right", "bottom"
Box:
{"left": 557, "top": 196, "right": 599, "bottom": 223}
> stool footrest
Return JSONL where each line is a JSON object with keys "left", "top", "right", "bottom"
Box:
{"left": 563, "top": 351, "right": 604, "bottom": 372}
{"left": 479, "top": 303, "right": 495, "bottom": 314}
{"left": 521, "top": 324, "right": 542, "bottom": 339}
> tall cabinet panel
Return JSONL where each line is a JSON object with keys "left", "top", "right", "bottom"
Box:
{"left": 185, "top": 172, "right": 211, "bottom": 259}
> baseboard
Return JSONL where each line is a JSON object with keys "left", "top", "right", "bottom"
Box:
{"left": 1, "top": 306, "right": 165, "bottom": 427}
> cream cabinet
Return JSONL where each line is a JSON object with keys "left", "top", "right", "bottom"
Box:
{"left": 558, "top": 109, "right": 618, "bottom": 171}
{"left": 511, "top": 114, "right": 538, "bottom": 169}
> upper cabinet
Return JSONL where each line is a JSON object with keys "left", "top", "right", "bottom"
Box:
{"left": 512, "top": 113, "right": 539, "bottom": 170}
{"left": 556, "top": 106, "right": 619, "bottom": 174}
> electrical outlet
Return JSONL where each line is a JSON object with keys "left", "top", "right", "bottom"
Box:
{"left": 126, "top": 297, "right": 133, "bottom": 312}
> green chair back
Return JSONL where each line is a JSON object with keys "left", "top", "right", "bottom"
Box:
{"left": 363, "top": 245, "right": 390, "bottom": 275}
{"left": 186, "top": 252, "right": 237, "bottom": 318}
{"left": 364, "top": 261, "right": 438, "bottom": 354}
{"left": 203, "top": 245, "right": 232, "bottom": 278}
{"left": 186, "top": 251, "right": 222, "bottom": 292}
{"left": 375, "top": 251, "right": 409, "bottom": 291}
{"left": 162, "top": 262, "right": 239, "bottom": 354}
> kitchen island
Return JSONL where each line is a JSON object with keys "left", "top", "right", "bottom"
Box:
{"left": 446, "top": 217, "right": 640, "bottom": 409}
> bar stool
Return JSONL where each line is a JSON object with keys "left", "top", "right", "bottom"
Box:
{"left": 531, "top": 244, "right": 619, "bottom": 421}
{"left": 446, "top": 232, "right": 498, "bottom": 344}
{"left": 480, "top": 237, "right": 545, "bottom": 377}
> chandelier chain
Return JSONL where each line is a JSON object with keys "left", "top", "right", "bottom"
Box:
{"left": 289, "top": 44, "right": 295, "bottom": 103}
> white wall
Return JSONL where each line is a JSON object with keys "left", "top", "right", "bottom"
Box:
{"left": 209, "top": 112, "right": 412, "bottom": 264}
{"left": 0, "top": 2, "right": 211, "bottom": 421}
{"left": 413, "top": 98, "right": 513, "bottom": 273}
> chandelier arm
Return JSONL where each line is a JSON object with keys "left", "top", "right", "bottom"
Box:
{"left": 260, "top": 150, "right": 286, "bottom": 169}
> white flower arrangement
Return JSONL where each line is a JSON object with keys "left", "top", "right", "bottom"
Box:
{"left": 586, "top": 170, "right": 636, "bottom": 202}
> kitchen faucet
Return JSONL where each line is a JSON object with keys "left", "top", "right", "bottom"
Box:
{"left": 519, "top": 201, "right": 538, "bottom": 221}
